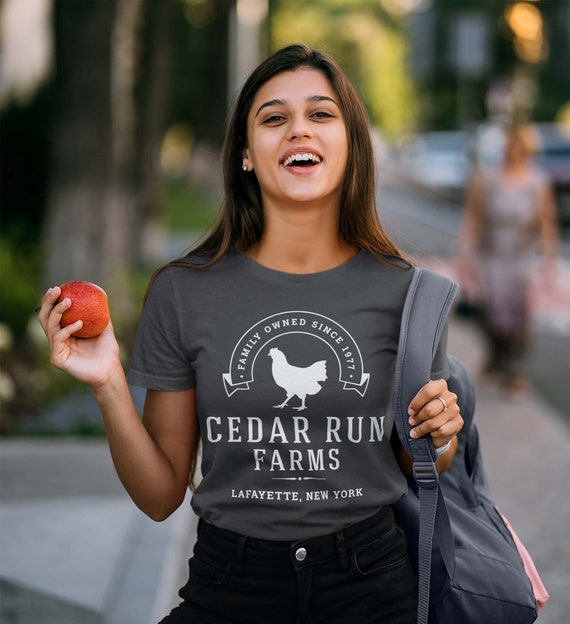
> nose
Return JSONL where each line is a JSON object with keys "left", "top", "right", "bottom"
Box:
{"left": 288, "top": 114, "right": 313, "bottom": 141}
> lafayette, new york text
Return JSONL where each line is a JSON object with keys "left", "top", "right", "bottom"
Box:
{"left": 230, "top": 488, "right": 364, "bottom": 502}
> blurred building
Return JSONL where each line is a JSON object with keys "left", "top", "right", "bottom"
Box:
{"left": 408, "top": 0, "right": 570, "bottom": 130}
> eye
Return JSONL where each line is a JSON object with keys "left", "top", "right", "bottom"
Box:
{"left": 262, "top": 114, "right": 286, "bottom": 124}
{"left": 311, "top": 111, "right": 334, "bottom": 119}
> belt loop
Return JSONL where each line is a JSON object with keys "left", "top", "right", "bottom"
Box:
{"left": 233, "top": 534, "right": 248, "bottom": 576}
{"left": 335, "top": 530, "right": 350, "bottom": 572}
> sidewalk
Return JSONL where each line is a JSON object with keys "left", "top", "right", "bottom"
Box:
{"left": 447, "top": 317, "right": 570, "bottom": 624}
{"left": 1, "top": 316, "right": 568, "bottom": 623}
{"left": 0, "top": 440, "right": 196, "bottom": 624}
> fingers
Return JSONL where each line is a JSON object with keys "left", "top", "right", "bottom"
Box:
{"left": 37, "top": 286, "right": 84, "bottom": 343}
{"left": 36, "top": 288, "right": 119, "bottom": 387}
{"left": 410, "top": 408, "right": 463, "bottom": 445}
{"left": 407, "top": 379, "right": 447, "bottom": 417}
{"left": 37, "top": 287, "right": 62, "bottom": 333}
{"left": 407, "top": 379, "right": 463, "bottom": 443}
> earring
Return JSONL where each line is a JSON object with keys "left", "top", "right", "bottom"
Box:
{"left": 242, "top": 164, "right": 248, "bottom": 171}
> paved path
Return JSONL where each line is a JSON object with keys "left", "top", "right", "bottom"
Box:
{"left": 1, "top": 315, "right": 568, "bottom": 623}
{"left": 447, "top": 318, "right": 569, "bottom": 624}
{"left": 0, "top": 439, "right": 196, "bottom": 624}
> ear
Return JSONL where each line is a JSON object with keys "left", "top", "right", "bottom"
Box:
{"left": 242, "top": 148, "right": 253, "bottom": 172}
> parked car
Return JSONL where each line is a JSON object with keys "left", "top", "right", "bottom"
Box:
{"left": 398, "top": 131, "right": 471, "bottom": 203}
{"left": 535, "top": 122, "right": 570, "bottom": 228}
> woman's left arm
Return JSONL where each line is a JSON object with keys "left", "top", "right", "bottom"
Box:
{"left": 537, "top": 181, "right": 559, "bottom": 276}
{"left": 398, "top": 379, "right": 464, "bottom": 476}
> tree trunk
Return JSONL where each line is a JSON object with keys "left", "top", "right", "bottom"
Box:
{"left": 133, "top": 0, "right": 177, "bottom": 265}
{"left": 43, "top": 0, "right": 116, "bottom": 288}
{"left": 42, "top": 0, "right": 174, "bottom": 331}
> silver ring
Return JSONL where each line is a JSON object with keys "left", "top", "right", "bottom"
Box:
{"left": 436, "top": 396, "right": 448, "bottom": 412}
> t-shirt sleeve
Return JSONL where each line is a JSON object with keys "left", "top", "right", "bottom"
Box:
{"left": 430, "top": 320, "right": 450, "bottom": 381}
{"left": 127, "top": 267, "right": 196, "bottom": 390}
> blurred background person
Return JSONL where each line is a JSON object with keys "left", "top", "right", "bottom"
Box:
{"left": 457, "top": 122, "right": 559, "bottom": 398}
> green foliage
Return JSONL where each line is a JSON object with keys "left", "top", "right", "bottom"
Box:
{"left": 161, "top": 178, "right": 220, "bottom": 232}
{"left": 269, "top": 0, "right": 416, "bottom": 137}
{"left": 0, "top": 237, "right": 41, "bottom": 340}
{"left": 0, "top": 177, "right": 219, "bottom": 435}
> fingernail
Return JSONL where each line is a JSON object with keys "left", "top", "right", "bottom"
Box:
{"left": 410, "top": 429, "right": 418, "bottom": 438}
{"left": 408, "top": 417, "right": 417, "bottom": 426}
{"left": 408, "top": 408, "right": 416, "bottom": 416}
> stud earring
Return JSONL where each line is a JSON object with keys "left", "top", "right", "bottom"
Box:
{"left": 242, "top": 164, "right": 248, "bottom": 171}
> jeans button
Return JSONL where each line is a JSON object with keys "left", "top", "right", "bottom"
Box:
{"left": 295, "top": 547, "right": 307, "bottom": 562}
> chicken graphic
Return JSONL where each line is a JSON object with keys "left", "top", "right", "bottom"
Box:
{"left": 268, "top": 347, "right": 327, "bottom": 411}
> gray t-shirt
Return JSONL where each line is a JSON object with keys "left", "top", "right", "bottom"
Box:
{"left": 127, "top": 249, "right": 448, "bottom": 540}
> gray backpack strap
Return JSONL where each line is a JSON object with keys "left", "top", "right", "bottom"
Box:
{"left": 394, "top": 266, "right": 459, "bottom": 624}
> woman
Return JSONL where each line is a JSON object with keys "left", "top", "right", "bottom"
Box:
{"left": 459, "top": 123, "right": 558, "bottom": 396}
{"left": 39, "top": 44, "right": 463, "bottom": 624}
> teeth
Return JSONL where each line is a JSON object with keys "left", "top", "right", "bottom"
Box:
{"left": 283, "top": 153, "right": 322, "bottom": 166}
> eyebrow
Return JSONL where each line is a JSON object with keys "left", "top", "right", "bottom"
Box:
{"left": 254, "top": 95, "right": 338, "bottom": 117}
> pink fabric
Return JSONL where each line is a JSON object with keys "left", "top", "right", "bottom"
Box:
{"left": 499, "top": 511, "right": 550, "bottom": 611}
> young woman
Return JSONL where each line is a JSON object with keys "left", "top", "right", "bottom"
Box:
{"left": 459, "top": 123, "right": 559, "bottom": 397}
{"left": 39, "top": 44, "right": 463, "bottom": 624}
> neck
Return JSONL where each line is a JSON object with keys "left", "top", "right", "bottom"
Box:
{"left": 246, "top": 203, "right": 358, "bottom": 274}
{"left": 503, "top": 155, "right": 531, "bottom": 175}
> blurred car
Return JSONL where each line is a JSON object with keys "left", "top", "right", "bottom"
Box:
{"left": 470, "top": 121, "right": 506, "bottom": 172}
{"left": 398, "top": 131, "right": 471, "bottom": 203}
{"left": 535, "top": 122, "right": 570, "bottom": 228}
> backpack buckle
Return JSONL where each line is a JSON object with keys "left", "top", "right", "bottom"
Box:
{"left": 413, "top": 461, "right": 439, "bottom": 488}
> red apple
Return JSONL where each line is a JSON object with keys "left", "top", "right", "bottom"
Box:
{"left": 58, "top": 281, "right": 110, "bottom": 338}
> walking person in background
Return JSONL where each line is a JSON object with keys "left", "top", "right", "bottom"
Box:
{"left": 458, "top": 122, "right": 559, "bottom": 397}
{"left": 38, "top": 44, "right": 463, "bottom": 623}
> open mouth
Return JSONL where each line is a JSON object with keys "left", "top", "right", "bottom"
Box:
{"left": 282, "top": 153, "right": 323, "bottom": 167}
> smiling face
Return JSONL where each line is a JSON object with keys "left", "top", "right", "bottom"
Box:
{"left": 243, "top": 68, "right": 348, "bottom": 213}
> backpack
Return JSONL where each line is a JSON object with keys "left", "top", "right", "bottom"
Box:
{"left": 394, "top": 267, "right": 548, "bottom": 624}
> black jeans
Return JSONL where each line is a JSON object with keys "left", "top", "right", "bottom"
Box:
{"left": 160, "top": 506, "right": 418, "bottom": 624}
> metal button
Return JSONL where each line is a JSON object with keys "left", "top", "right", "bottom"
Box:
{"left": 295, "top": 547, "right": 307, "bottom": 562}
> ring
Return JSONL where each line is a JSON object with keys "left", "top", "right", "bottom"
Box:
{"left": 436, "top": 396, "right": 448, "bottom": 412}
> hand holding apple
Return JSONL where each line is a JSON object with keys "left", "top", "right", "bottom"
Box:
{"left": 58, "top": 280, "right": 110, "bottom": 338}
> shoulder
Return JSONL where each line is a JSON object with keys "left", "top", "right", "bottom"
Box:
{"left": 360, "top": 249, "right": 413, "bottom": 272}
{"left": 529, "top": 165, "right": 551, "bottom": 188}
{"left": 358, "top": 250, "right": 414, "bottom": 279}
{"left": 151, "top": 251, "right": 242, "bottom": 283}
{"left": 477, "top": 169, "right": 496, "bottom": 190}
{"left": 145, "top": 251, "right": 250, "bottom": 310}
{"left": 357, "top": 250, "right": 416, "bottom": 302}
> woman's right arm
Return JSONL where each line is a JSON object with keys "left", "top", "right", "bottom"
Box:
{"left": 39, "top": 286, "right": 198, "bottom": 521}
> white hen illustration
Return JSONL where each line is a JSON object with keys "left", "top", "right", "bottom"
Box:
{"left": 268, "top": 347, "right": 327, "bottom": 411}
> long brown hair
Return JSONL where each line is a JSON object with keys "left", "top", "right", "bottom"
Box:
{"left": 187, "top": 43, "right": 408, "bottom": 266}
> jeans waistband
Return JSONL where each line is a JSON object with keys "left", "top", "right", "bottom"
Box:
{"left": 197, "top": 506, "right": 396, "bottom": 570}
